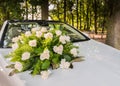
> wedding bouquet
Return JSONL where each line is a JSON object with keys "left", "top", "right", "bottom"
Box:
{"left": 7, "top": 26, "right": 80, "bottom": 79}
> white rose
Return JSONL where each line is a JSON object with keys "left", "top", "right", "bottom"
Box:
{"left": 18, "top": 36, "right": 22, "bottom": 40}
{"left": 70, "top": 48, "right": 78, "bottom": 57}
{"left": 40, "top": 49, "right": 50, "bottom": 60}
{"left": 53, "top": 45, "right": 63, "bottom": 55}
{"left": 12, "top": 37, "right": 19, "bottom": 43}
{"left": 41, "top": 27, "right": 47, "bottom": 32}
{"left": 16, "top": 36, "right": 23, "bottom": 43}
{"left": 59, "top": 35, "right": 70, "bottom": 44}
{"left": 14, "top": 62, "right": 23, "bottom": 71}
{"left": 36, "top": 31, "right": 42, "bottom": 37}
{"left": 25, "top": 31, "right": 31, "bottom": 37}
{"left": 12, "top": 43, "right": 18, "bottom": 50}
{"left": 59, "top": 35, "right": 66, "bottom": 44}
{"left": 32, "top": 27, "right": 40, "bottom": 32}
{"left": 22, "top": 52, "right": 30, "bottom": 60}
{"left": 41, "top": 70, "right": 51, "bottom": 80}
{"left": 44, "top": 32, "right": 53, "bottom": 39}
{"left": 55, "top": 30, "right": 62, "bottom": 36}
{"left": 29, "top": 40, "right": 37, "bottom": 47}
{"left": 65, "top": 36, "right": 70, "bottom": 42}
{"left": 60, "top": 59, "right": 70, "bottom": 69}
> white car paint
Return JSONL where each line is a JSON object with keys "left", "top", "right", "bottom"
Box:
{"left": 0, "top": 39, "right": 120, "bottom": 86}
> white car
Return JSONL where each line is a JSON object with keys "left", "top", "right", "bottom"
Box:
{"left": 0, "top": 20, "right": 120, "bottom": 86}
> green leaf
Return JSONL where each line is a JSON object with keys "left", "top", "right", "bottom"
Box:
{"left": 34, "top": 47, "right": 43, "bottom": 55}
{"left": 5, "top": 54, "right": 11, "bottom": 58}
{"left": 22, "top": 60, "right": 33, "bottom": 71}
{"left": 9, "top": 69, "right": 19, "bottom": 76}
{"left": 64, "top": 55, "right": 72, "bottom": 62}
{"left": 41, "top": 60, "right": 50, "bottom": 70}
{"left": 51, "top": 63, "right": 59, "bottom": 69}
{"left": 70, "top": 56, "right": 85, "bottom": 63}
{"left": 52, "top": 54, "right": 60, "bottom": 64}
{"left": 11, "top": 56, "right": 21, "bottom": 62}
{"left": 6, "top": 64, "right": 15, "bottom": 69}
{"left": 52, "top": 37, "right": 59, "bottom": 45}
{"left": 52, "top": 57, "right": 59, "bottom": 64}
{"left": 31, "top": 60, "right": 41, "bottom": 75}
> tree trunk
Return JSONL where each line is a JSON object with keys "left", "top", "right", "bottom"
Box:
{"left": 102, "top": 14, "right": 105, "bottom": 34}
{"left": 25, "top": 0, "right": 28, "bottom": 20}
{"left": 57, "top": 1, "right": 60, "bottom": 20}
{"left": 79, "top": 1, "right": 82, "bottom": 30}
{"left": 76, "top": 0, "right": 78, "bottom": 29}
{"left": 32, "top": 5, "right": 34, "bottom": 20}
{"left": 41, "top": 0, "right": 48, "bottom": 20}
{"left": 106, "top": 0, "right": 120, "bottom": 50}
{"left": 71, "top": 12, "right": 74, "bottom": 26}
{"left": 94, "top": 0, "right": 98, "bottom": 34}
{"left": 86, "top": 2, "right": 90, "bottom": 31}
{"left": 106, "top": 12, "right": 120, "bottom": 49}
{"left": 64, "top": 0, "right": 66, "bottom": 22}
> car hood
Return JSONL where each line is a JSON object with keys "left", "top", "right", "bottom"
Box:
{"left": 0, "top": 39, "right": 120, "bottom": 86}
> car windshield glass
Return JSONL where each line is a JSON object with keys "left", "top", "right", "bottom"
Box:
{"left": 3, "top": 21, "right": 89, "bottom": 48}
{"left": 48, "top": 23, "right": 88, "bottom": 41}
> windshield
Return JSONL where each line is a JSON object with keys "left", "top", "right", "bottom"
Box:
{"left": 3, "top": 21, "right": 89, "bottom": 48}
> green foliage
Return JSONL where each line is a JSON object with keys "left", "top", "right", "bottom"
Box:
{"left": 49, "top": 0, "right": 108, "bottom": 33}
{"left": 29, "top": 0, "right": 43, "bottom": 6}
{"left": 52, "top": 54, "right": 60, "bottom": 64}
{"left": 64, "top": 55, "right": 72, "bottom": 62}
{"left": 10, "top": 44, "right": 33, "bottom": 62}
{"left": 41, "top": 60, "right": 50, "bottom": 70}
{"left": 31, "top": 59, "right": 41, "bottom": 75}
{"left": 7, "top": 27, "right": 79, "bottom": 78}
{"left": 0, "top": 0, "right": 109, "bottom": 33}
{"left": 22, "top": 60, "right": 33, "bottom": 71}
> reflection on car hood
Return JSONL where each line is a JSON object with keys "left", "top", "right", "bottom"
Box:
{"left": 0, "top": 39, "right": 120, "bottom": 86}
